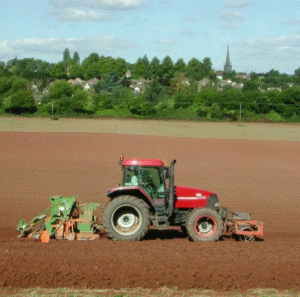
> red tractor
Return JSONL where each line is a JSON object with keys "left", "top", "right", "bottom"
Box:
{"left": 103, "top": 157, "right": 264, "bottom": 242}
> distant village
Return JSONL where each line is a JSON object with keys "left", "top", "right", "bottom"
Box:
{"left": 27, "top": 45, "right": 293, "bottom": 105}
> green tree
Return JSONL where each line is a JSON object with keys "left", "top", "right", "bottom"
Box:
{"left": 149, "top": 57, "right": 161, "bottom": 79}
{"left": 169, "top": 72, "right": 189, "bottom": 94}
{"left": 264, "top": 89, "right": 283, "bottom": 114}
{"left": 295, "top": 67, "right": 300, "bottom": 77}
{"left": 45, "top": 80, "right": 73, "bottom": 102}
{"left": 52, "top": 62, "right": 68, "bottom": 79}
{"left": 222, "top": 70, "right": 236, "bottom": 80}
{"left": 202, "top": 57, "right": 212, "bottom": 76}
{"left": 73, "top": 51, "right": 80, "bottom": 64}
{"left": 219, "top": 88, "right": 241, "bottom": 115}
{"left": 85, "top": 62, "right": 101, "bottom": 80}
{"left": 13, "top": 58, "right": 37, "bottom": 79}
{"left": 63, "top": 48, "right": 71, "bottom": 62}
{"left": 243, "top": 80, "right": 259, "bottom": 92}
{"left": 128, "top": 95, "right": 155, "bottom": 116}
{"left": 142, "top": 79, "right": 169, "bottom": 105}
{"left": 142, "top": 55, "right": 150, "bottom": 78}
{"left": 0, "top": 76, "right": 29, "bottom": 102}
{"left": 194, "top": 88, "right": 219, "bottom": 104}
{"left": 111, "top": 85, "right": 133, "bottom": 106}
{"left": 174, "top": 58, "right": 186, "bottom": 73}
{"left": 133, "top": 56, "right": 149, "bottom": 79}
{"left": 95, "top": 93, "right": 113, "bottom": 110}
{"left": 186, "top": 58, "right": 205, "bottom": 81}
{"left": 81, "top": 53, "right": 100, "bottom": 79}
{"left": 250, "top": 71, "right": 259, "bottom": 81}
{"left": 42, "top": 80, "right": 74, "bottom": 114}
{"left": 114, "top": 57, "right": 128, "bottom": 78}
{"left": 241, "top": 90, "right": 268, "bottom": 114}
{"left": 160, "top": 56, "right": 174, "bottom": 81}
{"left": 87, "top": 53, "right": 100, "bottom": 63}
{"left": 264, "top": 69, "right": 281, "bottom": 87}
{"left": 69, "top": 63, "right": 82, "bottom": 78}
{"left": 70, "top": 89, "right": 88, "bottom": 113}
{"left": 95, "top": 72, "right": 118, "bottom": 93}
{"left": 278, "top": 87, "right": 300, "bottom": 118}
{"left": 279, "top": 87, "right": 300, "bottom": 105}
{"left": 6, "top": 57, "right": 18, "bottom": 68}
{"left": 98, "top": 57, "right": 117, "bottom": 77}
{"left": 6, "top": 90, "right": 37, "bottom": 114}
{"left": 0, "top": 77, "right": 12, "bottom": 94}
{"left": 173, "top": 90, "right": 194, "bottom": 109}
{"left": 0, "top": 63, "right": 11, "bottom": 78}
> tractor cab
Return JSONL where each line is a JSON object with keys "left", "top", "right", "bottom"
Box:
{"left": 122, "top": 159, "right": 167, "bottom": 200}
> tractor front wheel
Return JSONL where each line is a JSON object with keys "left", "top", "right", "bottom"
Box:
{"left": 103, "top": 195, "right": 150, "bottom": 241}
{"left": 186, "top": 208, "right": 223, "bottom": 242}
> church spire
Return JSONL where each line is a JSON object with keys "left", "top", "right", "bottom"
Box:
{"left": 224, "top": 44, "right": 232, "bottom": 73}
{"left": 226, "top": 44, "right": 230, "bottom": 65}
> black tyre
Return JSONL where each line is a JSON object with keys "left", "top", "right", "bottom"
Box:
{"left": 103, "top": 195, "right": 150, "bottom": 241}
{"left": 186, "top": 208, "right": 223, "bottom": 242}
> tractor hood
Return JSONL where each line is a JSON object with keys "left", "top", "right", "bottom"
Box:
{"left": 174, "top": 186, "right": 218, "bottom": 209}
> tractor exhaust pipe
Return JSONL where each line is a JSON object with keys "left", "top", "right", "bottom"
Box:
{"left": 168, "top": 159, "right": 176, "bottom": 216}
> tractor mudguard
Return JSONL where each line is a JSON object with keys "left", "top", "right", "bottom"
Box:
{"left": 106, "top": 186, "right": 156, "bottom": 208}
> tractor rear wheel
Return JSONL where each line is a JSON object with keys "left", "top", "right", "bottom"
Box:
{"left": 186, "top": 208, "right": 223, "bottom": 242}
{"left": 103, "top": 195, "right": 150, "bottom": 241}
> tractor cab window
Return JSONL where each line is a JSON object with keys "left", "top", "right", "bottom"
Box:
{"left": 124, "top": 166, "right": 139, "bottom": 186}
{"left": 123, "top": 166, "right": 165, "bottom": 199}
{"left": 140, "top": 167, "right": 165, "bottom": 199}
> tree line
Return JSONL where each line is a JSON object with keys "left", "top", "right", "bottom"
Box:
{"left": 0, "top": 48, "right": 300, "bottom": 122}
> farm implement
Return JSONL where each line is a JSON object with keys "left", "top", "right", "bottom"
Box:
{"left": 17, "top": 157, "right": 264, "bottom": 243}
{"left": 17, "top": 196, "right": 101, "bottom": 243}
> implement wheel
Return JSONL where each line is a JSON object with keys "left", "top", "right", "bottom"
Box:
{"left": 186, "top": 208, "right": 223, "bottom": 242}
{"left": 103, "top": 195, "right": 150, "bottom": 241}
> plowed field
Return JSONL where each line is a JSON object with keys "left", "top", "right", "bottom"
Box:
{"left": 0, "top": 119, "right": 299, "bottom": 293}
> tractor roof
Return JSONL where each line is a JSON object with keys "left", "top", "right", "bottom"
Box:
{"left": 122, "top": 159, "right": 165, "bottom": 167}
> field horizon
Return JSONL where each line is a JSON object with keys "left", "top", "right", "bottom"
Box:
{"left": 0, "top": 116, "right": 299, "bottom": 141}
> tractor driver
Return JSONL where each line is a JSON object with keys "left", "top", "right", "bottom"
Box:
{"left": 124, "top": 167, "right": 139, "bottom": 186}
{"left": 140, "top": 168, "right": 166, "bottom": 200}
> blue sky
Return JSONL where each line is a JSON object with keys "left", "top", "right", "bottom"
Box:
{"left": 0, "top": 0, "right": 299, "bottom": 74}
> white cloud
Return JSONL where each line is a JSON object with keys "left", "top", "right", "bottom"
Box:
{"left": 0, "top": 40, "right": 9, "bottom": 51}
{"left": 281, "top": 18, "right": 300, "bottom": 26}
{"left": 45, "top": 23, "right": 60, "bottom": 28}
{"left": 0, "top": 36, "right": 138, "bottom": 61}
{"left": 219, "top": 9, "right": 244, "bottom": 31}
{"left": 237, "top": 33, "right": 300, "bottom": 51}
{"left": 182, "top": 13, "right": 198, "bottom": 22}
{"left": 234, "top": 32, "right": 300, "bottom": 73}
{"left": 220, "top": 22, "right": 240, "bottom": 30}
{"left": 154, "top": 38, "right": 176, "bottom": 55}
{"left": 224, "top": 0, "right": 252, "bottom": 8}
{"left": 156, "top": 47, "right": 171, "bottom": 54}
{"left": 124, "top": 15, "right": 149, "bottom": 26}
{"left": 220, "top": 10, "right": 245, "bottom": 22}
{"left": 48, "top": 0, "right": 149, "bottom": 11}
{"left": 48, "top": 8, "right": 118, "bottom": 22}
{"left": 178, "top": 29, "right": 197, "bottom": 36}
{"left": 154, "top": 38, "right": 177, "bottom": 46}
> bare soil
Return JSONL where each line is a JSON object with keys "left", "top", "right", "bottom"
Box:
{"left": 0, "top": 122, "right": 299, "bottom": 292}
